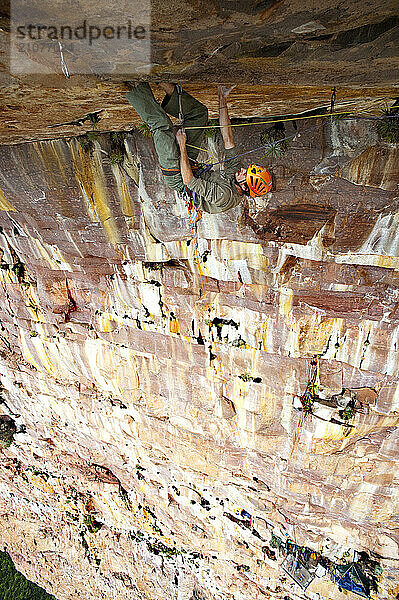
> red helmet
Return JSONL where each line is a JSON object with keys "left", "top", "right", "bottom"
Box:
{"left": 246, "top": 164, "right": 272, "bottom": 197}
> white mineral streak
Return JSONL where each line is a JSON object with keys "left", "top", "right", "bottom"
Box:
{"left": 358, "top": 211, "right": 399, "bottom": 257}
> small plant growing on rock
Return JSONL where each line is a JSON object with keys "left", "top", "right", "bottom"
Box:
{"left": 87, "top": 112, "right": 101, "bottom": 130}
{"left": 231, "top": 337, "right": 246, "bottom": 348}
{"left": 238, "top": 373, "right": 262, "bottom": 383}
{"left": 110, "top": 132, "right": 125, "bottom": 145}
{"left": 137, "top": 121, "right": 152, "bottom": 137}
{"left": 86, "top": 131, "right": 98, "bottom": 142}
{"left": 83, "top": 514, "right": 103, "bottom": 534}
{"left": 377, "top": 105, "right": 399, "bottom": 143}
{"left": 109, "top": 149, "right": 124, "bottom": 165}
{"left": 239, "top": 373, "right": 252, "bottom": 382}
{"left": 143, "top": 261, "right": 164, "bottom": 272}
{"left": 261, "top": 122, "right": 290, "bottom": 159}
{"left": 78, "top": 134, "right": 95, "bottom": 153}
{"left": 0, "top": 415, "right": 17, "bottom": 449}
{"left": 204, "top": 119, "right": 219, "bottom": 139}
{"left": 339, "top": 402, "right": 356, "bottom": 421}
{"left": 109, "top": 132, "right": 126, "bottom": 165}
{"left": 12, "top": 261, "right": 25, "bottom": 282}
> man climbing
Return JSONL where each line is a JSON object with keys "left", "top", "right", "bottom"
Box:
{"left": 125, "top": 82, "right": 272, "bottom": 216}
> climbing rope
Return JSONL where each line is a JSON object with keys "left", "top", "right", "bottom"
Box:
{"left": 205, "top": 121, "right": 322, "bottom": 167}
{"left": 183, "top": 96, "right": 397, "bottom": 131}
{"left": 186, "top": 105, "right": 399, "bottom": 171}
{"left": 183, "top": 119, "right": 323, "bottom": 172}
{"left": 186, "top": 143, "right": 217, "bottom": 161}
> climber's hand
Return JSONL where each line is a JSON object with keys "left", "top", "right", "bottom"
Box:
{"left": 218, "top": 85, "right": 236, "bottom": 100}
{"left": 176, "top": 129, "right": 187, "bottom": 147}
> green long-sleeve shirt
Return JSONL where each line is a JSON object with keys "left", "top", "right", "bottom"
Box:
{"left": 186, "top": 147, "right": 244, "bottom": 214}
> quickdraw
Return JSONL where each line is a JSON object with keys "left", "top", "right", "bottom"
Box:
{"left": 330, "top": 86, "right": 337, "bottom": 115}
{"left": 299, "top": 356, "right": 320, "bottom": 414}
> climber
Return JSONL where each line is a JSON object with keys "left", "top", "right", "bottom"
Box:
{"left": 125, "top": 82, "right": 272, "bottom": 215}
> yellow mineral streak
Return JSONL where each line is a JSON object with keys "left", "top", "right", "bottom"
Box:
{"left": 69, "top": 140, "right": 120, "bottom": 246}
{"left": 169, "top": 315, "right": 179, "bottom": 334}
{"left": 111, "top": 164, "right": 135, "bottom": 228}
{"left": 97, "top": 312, "right": 124, "bottom": 332}
{"left": 214, "top": 240, "right": 269, "bottom": 271}
{"left": 278, "top": 286, "right": 293, "bottom": 316}
{"left": 19, "top": 330, "right": 46, "bottom": 372}
{"left": 32, "top": 236, "right": 72, "bottom": 271}
{"left": 94, "top": 492, "right": 134, "bottom": 526}
{"left": 30, "top": 337, "right": 59, "bottom": 377}
{"left": 24, "top": 285, "right": 45, "bottom": 323}
{"left": 0, "top": 188, "right": 16, "bottom": 211}
{"left": 32, "top": 141, "right": 70, "bottom": 186}
{"left": 259, "top": 317, "right": 272, "bottom": 352}
{"left": 27, "top": 473, "right": 55, "bottom": 495}
{"left": 299, "top": 316, "right": 344, "bottom": 355}
{"left": 83, "top": 338, "right": 139, "bottom": 396}
{"left": 313, "top": 419, "right": 355, "bottom": 442}
{"left": 333, "top": 252, "right": 399, "bottom": 270}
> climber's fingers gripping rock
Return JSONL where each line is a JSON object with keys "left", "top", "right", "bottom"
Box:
{"left": 218, "top": 84, "right": 236, "bottom": 100}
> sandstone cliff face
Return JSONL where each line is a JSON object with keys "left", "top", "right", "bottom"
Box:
{"left": 1, "top": 1, "right": 399, "bottom": 597}
{"left": 0, "top": 110, "right": 398, "bottom": 600}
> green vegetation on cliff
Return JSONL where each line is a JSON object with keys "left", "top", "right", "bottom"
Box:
{"left": 0, "top": 551, "right": 57, "bottom": 600}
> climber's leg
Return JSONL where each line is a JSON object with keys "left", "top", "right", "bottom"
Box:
{"left": 160, "top": 84, "right": 208, "bottom": 163}
{"left": 126, "top": 82, "right": 184, "bottom": 191}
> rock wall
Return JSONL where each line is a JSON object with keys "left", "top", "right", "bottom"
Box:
{"left": 0, "top": 115, "right": 398, "bottom": 600}
{"left": 1, "top": 0, "right": 398, "bottom": 144}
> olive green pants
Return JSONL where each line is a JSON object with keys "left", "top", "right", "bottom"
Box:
{"left": 126, "top": 82, "right": 208, "bottom": 192}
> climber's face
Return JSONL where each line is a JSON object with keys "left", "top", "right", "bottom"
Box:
{"left": 235, "top": 167, "right": 249, "bottom": 195}
{"left": 235, "top": 167, "right": 247, "bottom": 183}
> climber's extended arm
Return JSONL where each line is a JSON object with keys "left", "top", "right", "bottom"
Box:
{"left": 176, "top": 129, "right": 194, "bottom": 185}
{"left": 218, "top": 86, "right": 235, "bottom": 150}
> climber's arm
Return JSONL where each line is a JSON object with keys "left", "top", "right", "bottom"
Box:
{"left": 176, "top": 129, "right": 194, "bottom": 185}
{"left": 218, "top": 85, "right": 235, "bottom": 150}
